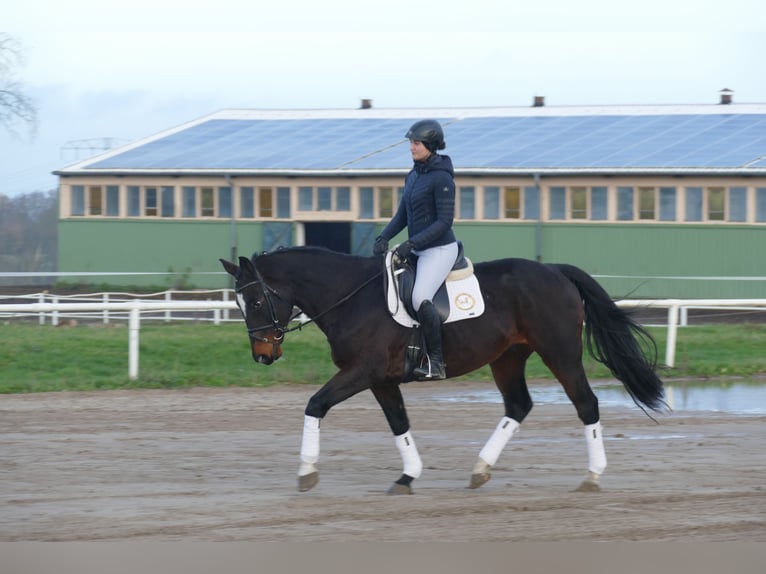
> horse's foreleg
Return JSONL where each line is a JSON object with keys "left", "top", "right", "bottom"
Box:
{"left": 297, "top": 371, "right": 369, "bottom": 492}
{"left": 576, "top": 420, "right": 607, "bottom": 492}
{"left": 298, "top": 415, "right": 320, "bottom": 492}
{"left": 370, "top": 383, "right": 422, "bottom": 494}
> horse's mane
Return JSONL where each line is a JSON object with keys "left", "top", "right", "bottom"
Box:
{"left": 252, "top": 246, "right": 379, "bottom": 285}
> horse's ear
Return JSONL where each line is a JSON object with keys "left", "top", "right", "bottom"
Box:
{"left": 220, "top": 258, "right": 239, "bottom": 277}
{"left": 238, "top": 256, "right": 255, "bottom": 275}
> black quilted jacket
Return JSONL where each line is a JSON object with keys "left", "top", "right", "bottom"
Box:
{"left": 380, "top": 153, "right": 457, "bottom": 250}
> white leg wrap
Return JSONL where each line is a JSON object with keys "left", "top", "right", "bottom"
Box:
{"left": 395, "top": 431, "right": 423, "bottom": 479}
{"left": 300, "top": 415, "right": 320, "bottom": 466}
{"left": 479, "top": 416, "right": 520, "bottom": 467}
{"left": 585, "top": 421, "right": 607, "bottom": 475}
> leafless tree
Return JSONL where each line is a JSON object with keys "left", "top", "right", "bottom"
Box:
{"left": 0, "top": 32, "right": 37, "bottom": 138}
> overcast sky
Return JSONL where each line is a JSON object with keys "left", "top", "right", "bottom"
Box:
{"left": 2, "top": 0, "right": 764, "bottom": 196}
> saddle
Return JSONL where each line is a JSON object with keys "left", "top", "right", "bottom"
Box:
{"left": 384, "top": 242, "right": 485, "bottom": 328}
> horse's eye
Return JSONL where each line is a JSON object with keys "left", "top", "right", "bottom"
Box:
{"left": 252, "top": 300, "right": 263, "bottom": 310}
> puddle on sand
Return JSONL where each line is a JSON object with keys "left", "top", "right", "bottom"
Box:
{"left": 435, "top": 380, "right": 766, "bottom": 415}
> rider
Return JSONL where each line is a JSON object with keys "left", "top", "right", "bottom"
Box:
{"left": 373, "top": 119, "right": 458, "bottom": 380}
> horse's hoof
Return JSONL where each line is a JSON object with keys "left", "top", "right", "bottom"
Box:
{"left": 386, "top": 482, "right": 413, "bottom": 495}
{"left": 469, "top": 471, "right": 491, "bottom": 489}
{"left": 575, "top": 472, "right": 601, "bottom": 492}
{"left": 298, "top": 471, "right": 319, "bottom": 492}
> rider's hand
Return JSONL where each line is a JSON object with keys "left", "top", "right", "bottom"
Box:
{"left": 373, "top": 236, "right": 389, "bottom": 256}
{"left": 394, "top": 241, "right": 414, "bottom": 260}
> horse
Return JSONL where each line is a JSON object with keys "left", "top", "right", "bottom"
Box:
{"left": 220, "top": 246, "right": 665, "bottom": 494}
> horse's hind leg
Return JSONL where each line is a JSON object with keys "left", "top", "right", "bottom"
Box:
{"left": 541, "top": 352, "right": 606, "bottom": 492}
{"left": 370, "top": 382, "right": 422, "bottom": 495}
{"left": 470, "top": 345, "right": 534, "bottom": 489}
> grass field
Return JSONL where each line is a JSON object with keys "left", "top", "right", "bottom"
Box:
{"left": 1, "top": 321, "right": 765, "bottom": 393}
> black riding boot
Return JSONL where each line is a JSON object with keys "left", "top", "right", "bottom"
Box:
{"left": 413, "top": 300, "right": 446, "bottom": 380}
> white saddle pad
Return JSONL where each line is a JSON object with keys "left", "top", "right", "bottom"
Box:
{"left": 385, "top": 251, "right": 485, "bottom": 328}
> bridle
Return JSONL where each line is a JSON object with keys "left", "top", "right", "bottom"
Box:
{"left": 236, "top": 264, "right": 383, "bottom": 356}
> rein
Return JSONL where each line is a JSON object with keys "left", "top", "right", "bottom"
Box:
{"left": 237, "top": 267, "right": 384, "bottom": 349}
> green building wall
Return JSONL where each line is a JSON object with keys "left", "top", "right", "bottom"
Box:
{"left": 59, "top": 219, "right": 765, "bottom": 298}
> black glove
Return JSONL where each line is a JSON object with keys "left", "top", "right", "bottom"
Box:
{"left": 394, "top": 241, "right": 414, "bottom": 260}
{"left": 373, "top": 236, "right": 389, "bottom": 256}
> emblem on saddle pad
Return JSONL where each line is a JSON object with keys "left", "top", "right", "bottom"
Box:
{"left": 384, "top": 248, "right": 485, "bottom": 328}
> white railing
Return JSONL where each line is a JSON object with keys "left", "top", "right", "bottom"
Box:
{"left": 0, "top": 300, "right": 238, "bottom": 380}
{"left": 616, "top": 299, "right": 766, "bottom": 367}
{"left": 1, "top": 298, "right": 765, "bottom": 380}
{"left": 0, "top": 289, "right": 235, "bottom": 325}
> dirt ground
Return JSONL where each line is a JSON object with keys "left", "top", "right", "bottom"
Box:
{"left": 1, "top": 380, "right": 765, "bottom": 542}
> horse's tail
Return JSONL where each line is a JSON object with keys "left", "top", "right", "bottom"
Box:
{"left": 554, "top": 263, "right": 666, "bottom": 412}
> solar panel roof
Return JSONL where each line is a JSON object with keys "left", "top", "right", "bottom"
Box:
{"left": 56, "top": 104, "right": 766, "bottom": 176}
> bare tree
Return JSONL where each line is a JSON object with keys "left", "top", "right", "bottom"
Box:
{"left": 0, "top": 32, "right": 37, "bottom": 138}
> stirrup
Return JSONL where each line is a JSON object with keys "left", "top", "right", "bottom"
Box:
{"left": 414, "top": 356, "right": 446, "bottom": 380}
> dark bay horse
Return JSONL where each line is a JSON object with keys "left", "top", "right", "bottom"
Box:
{"left": 221, "top": 246, "right": 665, "bottom": 494}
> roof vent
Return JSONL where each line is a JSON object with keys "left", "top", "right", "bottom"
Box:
{"left": 532, "top": 95, "right": 545, "bottom": 107}
{"left": 360, "top": 98, "right": 373, "bottom": 109}
{"left": 719, "top": 88, "right": 733, "bottom": 105}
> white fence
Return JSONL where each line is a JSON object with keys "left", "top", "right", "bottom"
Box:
{"left": 1, "top": 300, "right": 238, "bottom": 380}
{"left": 615, "top": 299, "right": 766, "bottom": 368}
{"left": 1, "top": 297, "right": 765, "bottom": 380}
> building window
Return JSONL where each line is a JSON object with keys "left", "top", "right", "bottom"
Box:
{"left": 298, "top": 186, "right": 313, "bottom": 211}
{"left": 591, "top": 186, "right": 607, "bottom": 220}
{"left": 277, "top": 187, "right": 290, "bottom": 218}
{"left": 729, "top": 187, "right": 747, "bottom": 222}
{"left": 549, "top": 186, "right": 566, "bottom": 220}
{"left": 571, "top": 187, "right": 587, "bottom": 219}
{"left": 359, "top": 187, "right": 374, "bottom": 219}
{"left": 708, "top": 187, "right": 725, "bottom": 221}
{"left": 336, "top": 187, "right": 351, "bottom": 211}
{"left": 317, "top": 186, "right": 332, "bottom": 211}
{"left": 201, "top": 187, "right": 215, "bottom": 217}
{"left": 161, "top": 186, "right": 175, "bottom": 217}
{"left": 459, "top": 186, "right": 475, "bottom": 219}
{"left": 483, "top": 186, "right": 499, "bottom": 219}
{"left": 218, "top": 187, "right": 232, "bottom": 218}
{"left": 259, "top": 187, "right": 273, "bottom": 217}
{"left": 685, "top": 187, "right": 703, "bottom": 221}
{"left": 144, "top": 188, "right": 158, "bottom": 216}
{"left": 128, "top": 186, "right": 140, "bottom": 216}
{"left": 379, "top": 187, "right": 394, "bottom": 218}
{"left": 106, "top": 186, "right": 119, "bottom": 216}
{"left": 638, "top": 187, "right": 655, "bottom": 220}
{"left": 71, "top": 185, "right": 85, "bottom": 216}
{"left": 88, "top": 186, "right": 103, "bottom": 215}
{"left": 523, "top": 185, "right": 539, "bottom": 220}
{"left": 756, "top": 188, "right": 766, "bottom": 222}
{"left": 617, "top": 187, "right": 634, "bottom": 220}
{"left": 240, "top": 187, "right": 254, "bottom": 218}
{"left": 504, "top": 187, "right": 520, "bottom": 219}
{"left": 182, "top": 187, "right": 196, "bottom": 217}
{"left": 659, "top": 187, "right": 676, "bottom": 221}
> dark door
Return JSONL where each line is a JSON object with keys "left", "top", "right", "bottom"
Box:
{"left": 304, "top": 222, "right": 351, "bottom": 253}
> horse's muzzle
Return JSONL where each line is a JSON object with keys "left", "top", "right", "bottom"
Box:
{"left": 251, "top": 338, "right": 283, "bottom": 365}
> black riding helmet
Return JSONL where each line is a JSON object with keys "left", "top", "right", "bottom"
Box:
{"left": 405, "top": 119, "right": 446, "bottom": 152}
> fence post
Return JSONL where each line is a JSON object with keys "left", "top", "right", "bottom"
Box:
{"left": 165, "top": 291, "right": 172, "bottom": 323}
{"left": 38, "top": 292, "right": 46, "bottom": 325}
{"left": 222, "top": 289, "right": 230, "bottom": 321}
{"left": 103, "top": 293, "right": 109, "bottom": 325}
{"left": 129, "top": 305, "right": 140, "bottom": 380}
{"left": 665, "top": 304, "right": 680, "bottom": 368}
{"left": 51, "top": 296, "right": 59, "bottom": 326}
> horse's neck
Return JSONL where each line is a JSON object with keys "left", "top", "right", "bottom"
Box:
{"left": 270, "top": 252, "right": 373, "bottom": 317}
